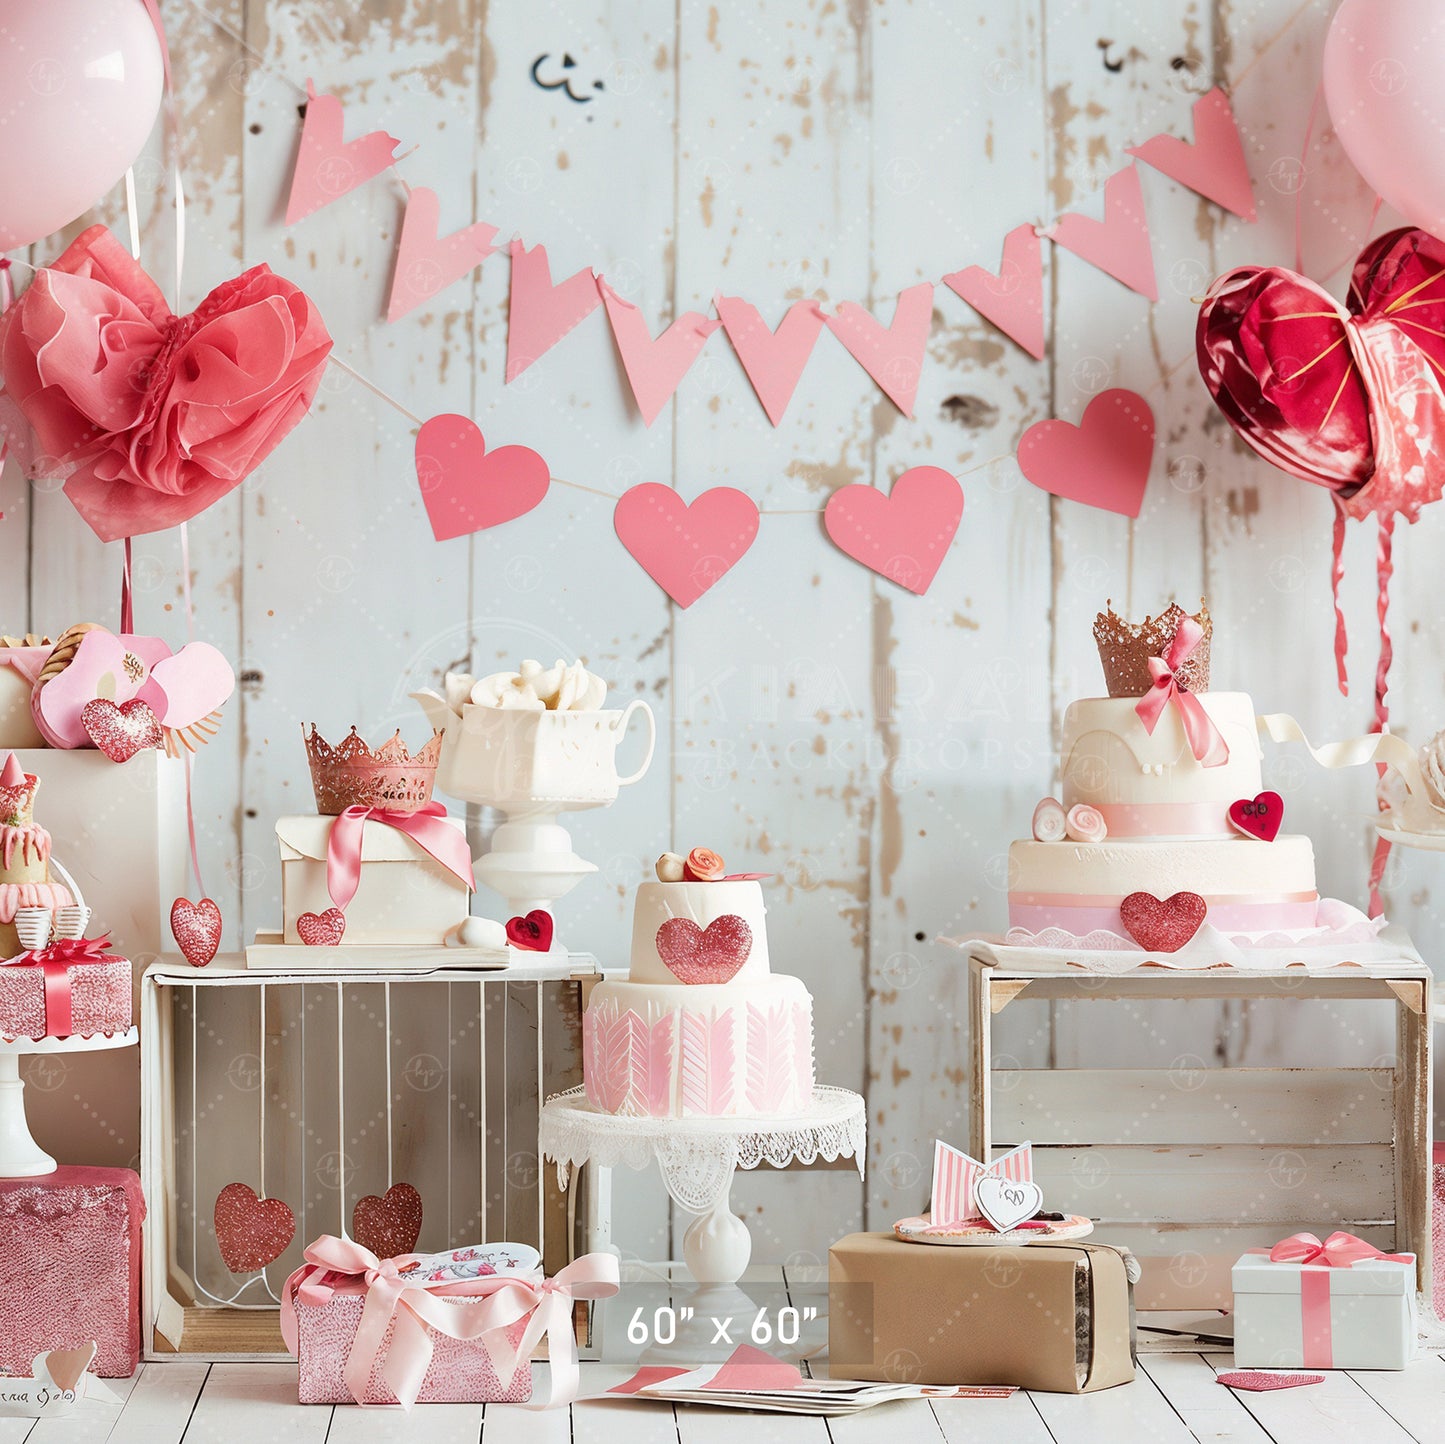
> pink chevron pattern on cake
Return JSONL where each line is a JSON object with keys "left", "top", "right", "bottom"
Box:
{"left": 746, "top": 1001, "right": 796, "bottom": 1113}
{"left": 582, "top": 1002, "right": 633, "bottom": 1114}
{"left": 680, "top": 1010, "right": 735, "bottom": 1115}
{"left": 631, "top": 1012, "right": 675, "bottom": 1115}
{"left": 791, "top": 1003, "right": 813, "bottom": 1100}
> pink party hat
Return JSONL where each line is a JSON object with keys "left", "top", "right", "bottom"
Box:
{"left": 0, "top": 753, "right": 23, "bottom": 787}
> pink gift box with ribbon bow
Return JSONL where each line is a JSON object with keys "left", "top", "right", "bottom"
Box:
{"left": 282, "top": 1236, "right": 618, "bottom": 1409}
{"left": 1231, "top": 1232, "right": 1417, "bottom": 1370}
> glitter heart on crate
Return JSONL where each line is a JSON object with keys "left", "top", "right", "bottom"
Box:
{"left": 1119, "top": 891, "right": 1208, "bottom": 953}
{"left": 352, "top": 1182, "right": 424, "bottom": 1259}
{"left": 80, "top": 697, "right": 162, "bottom": 762}
{"left": 655, "top": 914, "right": 753, "bottom": 984}
{"left": 214, "top": 1182, "right": 295, "bottom": 1273}
{"left": 1228, "top": 790, "right": 1284, "bottom": 842}
{"left": 505, "top": 910, "right": 554, "bottom": 952}
{"left": 297, "top": 907, "right": 346, "bottom": 946}
{"left": 170, "top": 897, "right": 222, "bottom": 967}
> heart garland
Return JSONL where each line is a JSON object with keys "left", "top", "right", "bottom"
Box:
{"left": 414, "top": 413, "right": 550, "bottom": 542}
{"left": 1016, "top": 389, "right": 1155, "bottom": 518}
{"left": 614, "top": 483, "right": 760, "bottom": 607}
{"left": 351, "top": 1182, "right": 424, "bottom": 1258}
{"left": 824, "top": 466, "right": 964, "bottom": 595}
{"left": 81, "top": 698, "right": 163, "bottom": 763}
{"left": 170, "top": 897, "right": 222, "bottom": 967}
{"left": 214, "top": 1182, "right": 296, "bottom": 1273}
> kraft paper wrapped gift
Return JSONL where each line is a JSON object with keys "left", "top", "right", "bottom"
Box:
{"left": 0, "top": 1167, "right": 145, "bottom": 1378}
{"left": 276, "top": 813, "right": 471, "bottom": 945}
{"left": 828, "top": 1233, "right": 1134, "bottom": 1393}
{"left": 1232, "top": 1233, "right": 1417, "bottom": 1370}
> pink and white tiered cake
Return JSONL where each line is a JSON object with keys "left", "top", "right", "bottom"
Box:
{"left": 583, "top": 849, "right": 814, "bottom": 1118}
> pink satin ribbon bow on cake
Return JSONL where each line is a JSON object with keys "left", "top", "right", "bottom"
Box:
{"left": 280, "top": 1235, "right": 618, "bottom": 1410}
{"left": 1134, "top": 616, "right": 1229, "bottom": 767}
{"left": 5, "top": 935, "right": 118, "bottom": 1038}
{"left": 324, "top": 801, "right": 475, "bottom": 910}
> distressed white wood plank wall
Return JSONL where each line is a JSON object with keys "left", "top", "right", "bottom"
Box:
{"left": 6, "top": 0, "right": 1439, "bottom": 1261}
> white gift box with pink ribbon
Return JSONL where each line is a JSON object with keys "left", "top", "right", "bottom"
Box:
{"left": 1231, "top": 1232, "right": 1417, "bottom": 1370}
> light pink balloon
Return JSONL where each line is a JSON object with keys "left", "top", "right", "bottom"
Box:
{"left": 0, "top": 0, "right": 164, "bottom": 251}
{"left": 1324, "top": 0, "right": 1445, "bottom": 240}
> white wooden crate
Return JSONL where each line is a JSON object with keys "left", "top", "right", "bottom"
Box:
{"left": 967, "top": 955, "right": 1433, "bottom": 1310}
{"left": 139, "top": 955, "right": 608, "bottom": 1359}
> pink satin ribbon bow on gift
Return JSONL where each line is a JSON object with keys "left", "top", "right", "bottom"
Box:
{"left": 280, "top": 1235, "right": 618, "bottom": 1411}
{"left": 1134, "top": 616, "right": 1229, "bottom": 768}
{"left": 5, "top": 935, "right": 118, "bottom": 1038}
{"left": 324, "top": 801, "right": 476, "bottom": 911}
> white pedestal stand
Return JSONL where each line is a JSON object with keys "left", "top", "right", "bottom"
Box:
{"left": 0, "top": 1029, "right": 138, "bottom": 1177}
{"left": 540, "top": 1084, "right": 865, "bottom": 1361}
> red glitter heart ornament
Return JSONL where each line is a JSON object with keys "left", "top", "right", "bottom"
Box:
{"left": 214, "top": 1182, "right": 295, "bottom": 1273}
{"left": 352, "top": 1182, "right": 424, "bottom": 1259}
{"left": 656, "top": 914, "right": 753, "bottom": 984}
{"left": 505, "top": 910, "right": 554, "bottom": 952}
{"left": 1120, "top": 891, "right": 1207, "bottom": 953}
{"left": 1228, "top": 790, "right": 1284, "bottom": 842}
{"left": 297, "top": 907, "right": 346, "bottom": 946}
{"left": 80, "top": 697, "right": 162, "bottom": 762}
{"left": 171, "top": 897, "right": 222, "bottom": 967}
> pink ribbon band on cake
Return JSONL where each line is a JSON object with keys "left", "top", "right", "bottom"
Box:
{"left": 1090, "top": 801, "right": 1234, "bottom": 838}
{"left": 325, "top": 801, "right": 475, "bottom": 910}
{"left": 1134, "top": 617, "right": 1229, "bottom": 768}
{"left": 4, "top": 936, "right": 118, "bottom": 1038}
{"left": 1009, "top": 894, "right": 1319, "bottom": 935}
{"left": 1249, "top": 1232, "right": 1414, "bottom": 1369}
{"left": 280, "top": 1235, "right": 618, "bottom": 1410}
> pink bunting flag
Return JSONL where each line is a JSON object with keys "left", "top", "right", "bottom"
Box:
{"left": 1044, "top": 164, "right": 1158, "bottom": 301}
{"left": 1126, "top": 87, "right": 1256, "bottom": 222}
{"left": 505, "top": 241, "right": 603, "bottom": 382}
{"left": 942, "top": 223, "right": 1045, "bottom": 359}
{"left": 714, "top": 295, "right": 826, "bottom": 425}
{"left": 614, "top": 483, "right": 759, "bottom": 606}
{"left": 386, "top": 187, "right": 497, "bottom": 322}
{"left": 600, "top": 283, "right": 721, "bottom": 427}
{"left": 826, "top": 281, "right": 933, "bottom": 416}
{"left": 286, "top": 82, "right": 402, "bottom": 225}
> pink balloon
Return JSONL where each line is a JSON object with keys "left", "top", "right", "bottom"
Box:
{"left": 1324, "top": 0, "right": 1445, "bottom": 240}
{"left": 0, "top": 0, "right": 164, "bottom": 251}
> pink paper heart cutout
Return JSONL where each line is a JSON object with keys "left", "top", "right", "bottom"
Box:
{"left": 415, "top": 413, "right": 550, "bottom": 542}
{"left": 1127, "top": 87, "right": 1256, "bottom": 222}
{"left": 714, "top": 295, "right": 826, "bottom": 425}
{"left": 1119, "top": 891, "right": 1207, "bottom": 953}
{"left": 823, "top": 465, "right": 963, "bottom": 594}
{"left": 286, "top": 84, "right": 401, "bottom": 225}
{"left": 506, "top": 240, "right": 603, "bottom": 382}
{"left": 942, "top": 223, "right": 1045, "bottom": 359}
{"left": 1228, "top": 790, "right": 1284, "bottom": 843}
{"left": 81, "top": 698, "right": 163, "bottom": 762}
{"left": 600, "top": 282, "right": 720, "bottom": 426}
{"left": 148, "top": 642, "right": 235, "bottom": 730}
{"left": 297, "top": 907, "right": 347, "bottom": 946}
{"left": 214, "top": 1182, "right": 296, "bottom": 1273}
{"left": 826, "top": 282, "right": 934, "bottom": 416}
{"left": 1046, "top": 164, "right": 1158, "bottom": 300}
{"left": 614, "top": 483, "right": 760, "bottom": 607}
{"left": 387, "top": 186, "right": 497, "bottom": 322}
{"left": 505, "top": 910, "right": 554, "bottom": 952}
{"left": 171, "top": 897, "right": 222, "bottom": 967}
{"left": 1017, "top": 389, "right": 1154, "bottom": 518}
{"left": 655, "top": 915, "right": 753, "bottom": 984}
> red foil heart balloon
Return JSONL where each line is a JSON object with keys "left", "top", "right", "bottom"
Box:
{"left": 214, "top": 1182, "right": 295, "bottom": 1273}
{"left": 1228, "top": 791, "right": 1284, "bottom": 843}
{"left": 81, "top": 697, "right": 163, "bottom": 762}
{"left": 171, "top": 897, "right": 222, "bottom": 967}
{"left": 505, "top": 910, "right": 554, "bottom": 952}
{"left": 297, "top": 907, "right": 346, "bottom": 946}
{"left": 655, "top": 914, "right": 753, "bottom": 983}
{"left": 352, "top": 1182, "right": 423, "bottom": 1259}
{"left": 1119, "top": 891, "right": 1207, "bottom": 953}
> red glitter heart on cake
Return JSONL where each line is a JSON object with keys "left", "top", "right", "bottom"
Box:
{"left": 352, "top": 1182, "right": 423, "bottom": 1259}
{"left": 81, "top": 698, "right": 162, "bottom": 762}
{"left": 170, "top": 897, "right": 222, "bottom": 967}
{"left": 297, "top": 907, "right": 346, "bottom": 946}
{"left": 214, "top": 1182, "right": 295, "bottom": 1273}
{"left": 1120, "top": 891, "right": 1207, "bottom": 953}
{"left": 505, "top": 910, "right": 554, "bottom": 952}
{"left": 656, "top": 914, "right": 753, "bottom": 983}
{"left": 1228, "top": 790, "right": 1284, "bottom": 843}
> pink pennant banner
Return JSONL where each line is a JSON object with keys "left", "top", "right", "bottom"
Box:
{"left": 931, "top": 1140, "right": 1033, "bottom": 1226}
{"left": 1127, "top": 87, "right": 1256, "bottom": 222}
{"left": 505, "top": 241, "right": 603, "bottom": 382}
{"left": 387, "top": 187, "right": 497, "bottom": 322}
{"left": 286, "top": 82, "right": 402, "bottom": 225}
{"left": 600, "top": 283, "right": 721, "bottom": 426}
{"left": 942, "top": 223, "right": 1046, "bottom": 359}
{"left": 826, "top": 282, "right": 933, "bottom": 417}
{"left": 714, "top": 295, "right": 826, "bottom": 426}
{"left": 1045, "top": 164, "right": 1158, "bottom": 301}
{"left": 614, "top": 483, "right": 759, "bottom": 606}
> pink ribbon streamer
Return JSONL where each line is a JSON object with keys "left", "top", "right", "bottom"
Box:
{"left": 1133, "top": 617, "right": 1229, "bottom": 767}
{"left": 280, "top": 1235, "right": 618, "bottom": 1410}
{"left": 325, "top": 801, "right": 475, "bottom": 911}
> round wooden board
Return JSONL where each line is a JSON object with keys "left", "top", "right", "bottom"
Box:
{"left": 893, "top": 1213, "right": 1095, "bottom": 1246}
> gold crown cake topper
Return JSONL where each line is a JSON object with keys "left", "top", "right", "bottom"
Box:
{"left": 1093, "top": 600, "right": 1212, "bottom": 698}
{"left": 304, "top": 725, "right": 443, "bottom": 815}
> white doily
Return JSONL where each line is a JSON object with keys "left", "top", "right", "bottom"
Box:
{"left": 538, "top": 1084, "right": 866, "bottom": 1213}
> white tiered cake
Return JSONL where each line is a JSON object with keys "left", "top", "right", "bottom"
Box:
{"left": 583, "top": 851, "right": 814, "bottom": 1118}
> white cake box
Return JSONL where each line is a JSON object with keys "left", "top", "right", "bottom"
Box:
{"left": 276, "top": 813, "right": 472, "bottom": 945}
{"left": 1232, "top": 1245, "right": 1417, "bottom": 1370}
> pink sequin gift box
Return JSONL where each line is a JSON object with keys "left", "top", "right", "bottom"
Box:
{"left": 0, "top": 957, "right": 132, "bottom": 1041}
{"left": 0, "top": 1167, "right": 145, "bottom": 1378}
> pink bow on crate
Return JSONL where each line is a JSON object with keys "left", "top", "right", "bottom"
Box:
{"left": 1267, "top": 1230, "right": 1411, "bottom": 1269}
{"left": 1134, "top": 616, "right": 1229, "bottom": 767}
{"left": 324, "top": 801, "right": 475, "bottom": 911}
{"left": 280, "top": 1236, "right": 618, "bottom": 1411}
{"left": 4, "top": 935, "right": 119, "bottom": 1038}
